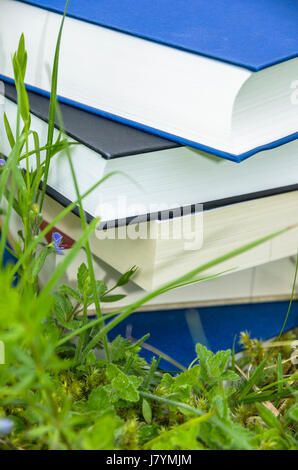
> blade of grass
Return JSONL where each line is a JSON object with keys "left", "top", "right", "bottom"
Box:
{"left": 143, "top": 356, "right": 160, "bottom": 389}
{"left": 19, "top": 140, "right": 79, "bottom": 162}
{"left": 54, "top": 96, "right": 111, "bottom": 362}
{"left": 32, "top": 131, "right": 41, "bottom": 170}
{"left": 277, "top": 353, "right": 283, "bottom": 394}
{"left": 156, "top": 268, "right": 234, "bottom": 293}
{"left": 0, "top": 135, "right": 26, "bottom": 205}
{"left": 39, "top": 0, "right": 70, "bottom": 211}
{"left": 256, "top": 372, "right": 298, "bottom": 393}
{"left": 239, "top": 387, "right": 296, "bottom": 405}
{"left": 0, "top": 164, "right": 17, "bottom": 264}
{"left": 239, "top": 358, "right": 268, "bottom": 400}
{"left": 140, "top": 390, "right": 205, "bottom": 417}
{"left": 127, "top": 333, "right": 150, "bottom": 350}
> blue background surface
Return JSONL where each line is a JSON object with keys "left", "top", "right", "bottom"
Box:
{"left": 108, "top": 302, "right": 298, "bottom": 369}
{"left": 18, "top": 0, "right": 298, "bottom": 71}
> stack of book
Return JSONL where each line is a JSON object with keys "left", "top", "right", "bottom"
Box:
{"left": 1, "top": 0, "right": 298, "bottom": 363}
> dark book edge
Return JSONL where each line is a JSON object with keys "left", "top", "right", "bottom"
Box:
{"left": 3, "top": 81, "right": 179, "bottom": 160}
{"left": 46, "top": 182, "right": 298, "bottom": 230}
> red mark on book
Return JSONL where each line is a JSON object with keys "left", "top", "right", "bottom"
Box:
{"left": 40, "top": 220, "right": 75, "bottom": 250}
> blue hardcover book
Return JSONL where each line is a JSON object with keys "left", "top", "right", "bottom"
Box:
{"left": 0, "top": 0, "right": 297, "bottom": 162}
{"left": 108, "top": 302, "right": 298, "bottom": 370}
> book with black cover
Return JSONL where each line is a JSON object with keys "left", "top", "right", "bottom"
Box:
{"left": 4, "top": 82, "right": 179, "bottom": 160}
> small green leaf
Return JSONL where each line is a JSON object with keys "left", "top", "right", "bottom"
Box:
{"left": 211, "top": 350, "right": 231, "bottom": 376}
{"left": 143, "top": 355, "right": 159, "bottom": 389}
{"left": 221, "top": 370, "right": 240, "bottom": 381}
{"left": 96, "top": 280, "right": 107, "bottom": 298}
{"left": 110, "top": 336, "right": 129, "bottom": 362}
{"left": 86, "top": 351, "right": 97, "bottom": 366}
{"left": 142, "top": 398, "right": 152, "bottom": 424}
{"left": 88, "top": 387, "right": 111, "bottom": 411}
{"left": 195, "top": 345, "right": 231, "bottom": 381}
{"left": 16, "top": 34, "right": 27, "bottom": 79}
{"left": 13, "top": 53, "right": 30, "bottom": 125}
{"left": 195, "top": 344, "right": 213, "bottom": 381}
{"left": 31, "top": 248, "right": 50, "bottom": 278}
{"left": 82, "top": 412, "right": 119, "bottom": 450}
{"left": 59, "top": 284, "right": 81, "bottom": 301}
{"left": 213, "top": 395, "right": 225, "bottom": 418}
{"left": 106, "top": 363, "right": 143, "bottom": 403}
{"left": 53, "top": 292, "right": 80, "bottom": 330}
{"left": 27, "top": 425, "right": 54, "bottom": 439}
{"left": 255, "top": 403, "right": 284, "bottom": 433}
{"left": 32, "top": 131, "right": 41, "bottom": 168}
{"left": 287, "top": 402, "right": 298, "bottom": 421}
{"left": 3, "top": 113, "right": 16, "bottom": 149}
{"left": 115, "top": 266, "right": 138, "bottom": 287}
{"left": 77, "top": 263, "right": 90, "bottom": 294}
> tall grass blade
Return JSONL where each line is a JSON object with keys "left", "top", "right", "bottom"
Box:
{"left": 277, "top": 353, "right": 283, "bottom": 395}
{"left": 239, "top": 358, "right": 267, "bottom": 400}
{"left": 39, "top": 0, "right": 70, "bottom": 211}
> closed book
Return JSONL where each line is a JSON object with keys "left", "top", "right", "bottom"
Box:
{"left": 1, "top": 0, "right": 297, "bottom": 160}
